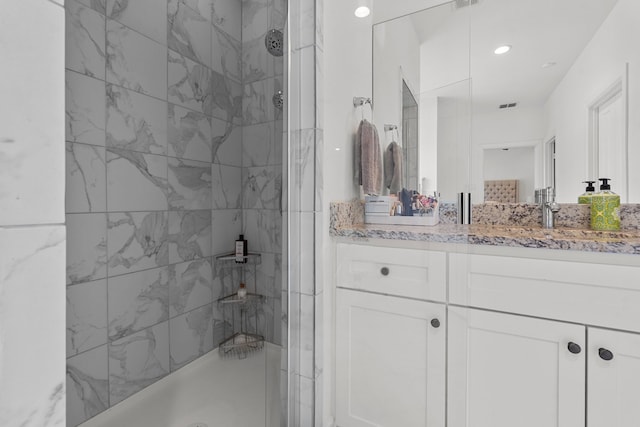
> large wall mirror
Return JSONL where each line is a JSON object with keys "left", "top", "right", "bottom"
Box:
{"left": 373, "top": 0, "right": 640, "bottom": 204}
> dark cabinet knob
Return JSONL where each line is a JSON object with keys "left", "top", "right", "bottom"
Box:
{"left": 380, "top": 267, "right": 390, "bottom": 276}
{"left": 599, "top": 348, "right": 614, "bottom": 361}
{"left": 568, "top": 342, "right": 582, "bottom": 354}
{"left": 431, "top": 318, "right": 441, "bottom": 328}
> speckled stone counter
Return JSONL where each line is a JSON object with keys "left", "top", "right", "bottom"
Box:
{"left": 330, "top": 200, "right": 640, "bottom": 255}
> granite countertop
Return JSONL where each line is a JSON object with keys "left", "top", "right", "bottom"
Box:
{"left": 330, "top": 200, "right": 640, "bottom": 255}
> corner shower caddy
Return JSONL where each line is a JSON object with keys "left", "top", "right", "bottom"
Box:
{"left": 216, "top": 252, "right": 265, "bottom": 358}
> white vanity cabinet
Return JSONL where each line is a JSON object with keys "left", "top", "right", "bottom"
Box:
{"left": 334, "top": 244, "right": 447, "bottom": 427}
{"left": 588, "top": 328, "right": 640, "bottom": 426}
{"left": 447, "top": 307, "right": 586, "bottom": 427}
{"left": 332, "top": 241, "right": 640, "bottom": 427}
{"left": 448, "top": 251, "right": 640, "bottom": 427}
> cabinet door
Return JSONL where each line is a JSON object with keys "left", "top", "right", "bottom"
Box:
{"left": 588, "top": 328, "right": 640, "bottom": 426}
{"left": 335, "top": 289, "right": 445, "bottom": 427}
{"left": 448, "top": 307, "right": 585, "bottom": 427}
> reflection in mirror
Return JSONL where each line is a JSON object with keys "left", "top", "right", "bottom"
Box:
{"left": 373, "top": 1, "right": 470, "bottom": 202}
{"left": 402, "top": 80, "right": 419, "bottom": 191}
{"left": 373, "top": 0, "right": 640, "bottom": 204}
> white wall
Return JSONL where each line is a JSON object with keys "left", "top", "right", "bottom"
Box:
{"left": 0, "top": 1, "right": 66, "bottom": 426}
{"left": 470, "top": 106, "right": 545, "bottom": 202}
{"left": 544, "top": 0, "right": 640, "bottom": 202}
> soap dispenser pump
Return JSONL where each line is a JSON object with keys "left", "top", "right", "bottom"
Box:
{"left": 578, "top": 181, "right": 596, "bottom": 204}
{"left": 590, "top": 178, "right": 620, "bottom": 231}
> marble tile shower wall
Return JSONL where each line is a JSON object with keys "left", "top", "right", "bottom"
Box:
{"left": 241, "top": 0, "right": 286, "bottom": 357}
{"left": 62, "top": 0, "right": 279, "bottom": 425}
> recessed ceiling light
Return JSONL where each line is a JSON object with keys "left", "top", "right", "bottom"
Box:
{"left": 354, "top": 6, "right": 370, "bottom": 17}
{"left": 354, "top": 0, "right": 371, "bottom": 17}
{"left": 494, "top": 45, "right": 511, "bottom": 55}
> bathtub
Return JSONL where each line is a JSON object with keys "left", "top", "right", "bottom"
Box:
{"left": 81, "top": 343, "right": 283, "bottom": 427}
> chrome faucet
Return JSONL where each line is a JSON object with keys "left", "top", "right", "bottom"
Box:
{"left": 536, "top": 187, "right": 560, "bottom": 229}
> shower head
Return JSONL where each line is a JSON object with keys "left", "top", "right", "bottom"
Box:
{"left": 272, "top": 90, "right": 284, "bottom": 111}
{"left": 264, "top": 29, "right": 284, "bottom": 57}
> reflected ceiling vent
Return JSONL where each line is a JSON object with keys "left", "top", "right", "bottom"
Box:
{"left": 499, "top": 102, "right": 518, "bottom": 109}
{"left": 455, "top": 0, "right": 479, "bottom": 8}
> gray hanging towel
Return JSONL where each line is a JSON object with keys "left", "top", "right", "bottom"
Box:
{"left": 384, "top": 141, "right": 403, "bottom": 194}
{"left": 354, "top": 119, "right": 382, "bottom": 195}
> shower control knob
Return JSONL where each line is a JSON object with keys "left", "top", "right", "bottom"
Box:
{"left": 599, "top": 348, "right": 614, "bottom": 361}
{"left": 567, "top": 342, "right": 582, "bottom": 354}
{"left": 431, "top": 318, "right": 441, "bottom": 328}
{"left": 380, "top": 267, "right": 390, "bottom": 276}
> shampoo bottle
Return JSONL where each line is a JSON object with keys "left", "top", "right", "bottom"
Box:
{"left": 235, "top": 234, "right": 248, "bottom": 263}
{"left": 578, "top": 181, "right": 596, "bottom": 204}
{"left": 590, "top": 178, "right": 620, "bottom": 231}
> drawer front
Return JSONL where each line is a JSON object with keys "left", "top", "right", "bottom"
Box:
{"left": 449, "top": 253, "right": 640, "bottom": 332}
{"left": 336, "top": 243, "right": 446, "bottom": 302}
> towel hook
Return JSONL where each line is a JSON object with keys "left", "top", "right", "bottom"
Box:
{"left": 384, "top": 124, "right": 400, "bottom": 143}
{"left": 353, "top": 97, "right": 373, "bottom": 121}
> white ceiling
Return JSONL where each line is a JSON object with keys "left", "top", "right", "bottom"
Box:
{"left": 407, "top": 0, "right": 620, "bottom": 113}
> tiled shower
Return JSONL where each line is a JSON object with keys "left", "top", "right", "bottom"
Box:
{"left": 64, "top": 0, "right": 286, "bottom": 425}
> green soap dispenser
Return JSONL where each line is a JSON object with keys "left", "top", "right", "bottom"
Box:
{"left": 578, "top": 180, "right": 596, "bottom": 204}
{"left": 590, "top": 178, "right": 620, "bottom": 231}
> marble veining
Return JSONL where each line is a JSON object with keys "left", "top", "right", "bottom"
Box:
{"left": 106, "top": 0, "right": 167, "bottom": 44}
{"left": 168, "top": 104, "right": 212, "bottom": 161}
{"left": 108, "top": 322, "right": 170, "bottom": 405}
{"left": 212, "top": 115, "right": 241, "bottom": 165}
{"left": 212, "top": 164, "right": 242, "bottom": 209}
{"left": 106, "top": 85, "right": 167, "bottom": 155}
{"left": 106, "top": 148, "right": 168, "bottom": 211}
{"left": 243, "top": 165, "right": 281, "bottom": 210}
{"left": 66, "top": 142, "right": 107, "bottom": 213}
{"left": 107, "top": 211, "right": 169, "bottom": 275}
{"left": 108, "top": 267, "right": 170, "bottom": 341}
{"left": 66, "top": 213, "right": 108, "bottom": 284}
{"left": 167, "top": 210, "right": 212, "bottom": 263}
{"left": 106, "top": 20, "right": 167, "bottom": 100}
{"left": 168, "top": 0, "right": 212, "bottom": 67}
{"left": 66, "top": 70, "right": 106, "bottom": 146}
{"left": 212, "top": 25, "right": 242, "bottom": 82}
{"left": 168, "top": 158, "right": 213, "bottom": 210}
{"left": 75, "top": 0, "right": 107, "bottom": 14}
{"left": 169, "top": 303, "right": 214, "bottom": 370}
{"left": 66, "top": 345, "right": 109, "bottom": 426}
{"left": 212, "top": 0, "right": 241, "bottom": 40}
{"left": 67, "top": 279, "right": 108, "bottom": 356}
{"left": 66, "top": 0, "right": 106, "bottom": 79}
{"left": 169, "top": 258, "right": 213, "bottom": 317}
